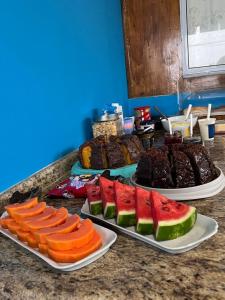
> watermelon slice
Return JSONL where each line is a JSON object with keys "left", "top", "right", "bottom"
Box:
{"left": 99, "top": 177, "right": 116, "bottom": 219}
{"left": 86, "top": 185, "right": 102, "bottom": 215}
{"left": 135, "top": 187, "right": 153, "bottom": 235}
{"left": 114, "top": 181, "right": 136, "bottom": 227}
{"left": 151, "top": 191, "right": 197, "bottom": 241}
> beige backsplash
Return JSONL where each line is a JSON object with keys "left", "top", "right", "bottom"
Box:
{"left": 0, "top": 150, "right": 78, "bottom": 208}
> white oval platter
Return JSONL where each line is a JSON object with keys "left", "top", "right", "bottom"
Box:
{"left": 0, "top": 212, "right": 117, "bottom": 272}
{"left": 81, "top": 200, "right": 218, "bottom": 254}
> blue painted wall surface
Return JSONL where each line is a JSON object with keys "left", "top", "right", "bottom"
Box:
{"left": 0, "top": 0, "right": 128, "bottom": 191}
{"left": 127, "top": 95, "right": 179, "bottom": 117}
{"left": 126, "top": 92, "right": 225, "bottom": 117}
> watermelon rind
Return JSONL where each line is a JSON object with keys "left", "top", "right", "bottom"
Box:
{"left": 104, "top": 203, "right": 116, "bottom": 219}
{"left": 155, "top": 207, "right": 197, "bottom": 241}
{"left": 117, "top": 210, "right": 136, "bottom": 227}
{"left": 89, "top": 200, "right": 103, "bottom": 215}
{"left": 136, "top": 218, "right": 153, "bottom": 235}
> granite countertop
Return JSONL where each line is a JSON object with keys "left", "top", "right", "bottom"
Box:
{"left": 1, "top": 137, "right": 225, "bottom": 300}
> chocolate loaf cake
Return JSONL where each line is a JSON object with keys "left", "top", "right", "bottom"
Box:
{"left": 136, "top": 144, "right": 218, "bottom": 188}
{"left": 79, "top": 134, "right": 144, "bottom": 169}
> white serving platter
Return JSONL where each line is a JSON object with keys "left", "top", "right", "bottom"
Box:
{"left": 0, "top": 212, "right": 117, "bottom": 272}
{"left": 130, "top": 167, "right": 225, "bottom": 201}
{"left": 81, "top": 200, "right": 218, "bottom": 254}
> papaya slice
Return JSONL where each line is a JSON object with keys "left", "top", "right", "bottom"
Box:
{"left": 6, "top": 220, "right": 21, "bottom": 234}
{"left": 5, "top": 197, "right": 38, "bottom": 217}
{"left": 48, "top": 230, "right": 102, "bottom": 263}
{"left": 16, "top": 230, "right": 31, "bottom": 242}
{"left": 0, "top": 216, "right": 12, "bottom": 229}
{"left": 35, "top": 214, "right": 80, "bottom": 244}
{"left": 19, "top": 207, "right": 56, "bottom": 231}
{"left": 38, "top": 243, "right": 48, "bottom": 254}
{"left": 2, "top": 218, "right": 16, "bottom": 229}
{"left": 26, "top": 234, "right": 39, "bottom": 248}
{"left": 12, "top": 202, "right": 46, "bottom": 222}
{"left": 46, "top": 219, "right": 94, "bottom": 251}
{"left": 25, "top": 207, "right": 68, "bottom": 232}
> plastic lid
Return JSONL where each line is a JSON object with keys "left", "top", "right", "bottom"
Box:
{"left": 98, "top": 113, "right": 119, "bottom": 122}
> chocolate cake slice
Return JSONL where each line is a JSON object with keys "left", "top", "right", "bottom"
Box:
{"left": 146, "top": 148, "right": 174, "bottom": 188}
{"left": 90, "top": 142, "right": 108, "bottom": 170}
{"left": 119, "top": 134, "right": 144, "bottom": 164}
{"left": 196, "top": 145, "right": 219, "bottom": 180}
{"left": 151, "top": 152, "right": 174, "bottom": 188}
{"left": 106, "top": 141, "right": 126, "bottom": 169}
{"left": 183, "top": 145, "right": 215, "bottom": 185}
{"left": 136, "top": 152, "right": 153, "bottom": 186}
{"left": 172, "top": 151, "right": 195, "bottom": 188}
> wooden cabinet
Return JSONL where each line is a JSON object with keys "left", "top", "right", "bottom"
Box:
{"left": 122, "top": 0, "right": 181, "bottom": 97}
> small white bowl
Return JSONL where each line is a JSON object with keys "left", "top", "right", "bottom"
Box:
{"left": 161, "top": 115, "right": 198, "bottom": 132}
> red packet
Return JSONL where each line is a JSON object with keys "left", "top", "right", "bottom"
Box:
{"left": 47, "top": 174, "right": 100, "bottom": 199}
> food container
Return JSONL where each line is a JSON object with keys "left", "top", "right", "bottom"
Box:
{"left": 161, "top": 115, "right": 198, "bottom": 132}
{"left": 171, "top": 121, "right": 190, "bottom": 138}
{"left": 92, "top": 113, "right": 123, "bottom": 138}
{"left": 134, "top": 106, "right": 151, "bottom": 129}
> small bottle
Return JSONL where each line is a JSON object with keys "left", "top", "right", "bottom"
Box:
{"left": 112, "top": 102, "right": 124, "bottom": 135}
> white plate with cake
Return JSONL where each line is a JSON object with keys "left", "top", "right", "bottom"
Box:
{"left": 131, "top": 144, "right": 225, "bottom": 200}
{"left": 131, "top": 167, "right": 225, "bottom": 200}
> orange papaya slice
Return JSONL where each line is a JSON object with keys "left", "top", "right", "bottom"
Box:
{"left": 5, "top": 197, "right": 39, "bottom": 217}
{"left": 38, "top": 243, "right": 48, "bottom": 254}
{"left": 16, "top": 230, "right": 31, "bottom": 242}
{"left": 46, "top": 219, "right": 94, "bottom": 251}
{"left": 35, "top": 214, "right": 80, "bottom": 244}
{"left": 26, "top": 234, "right": 39, "bottom": 248}
{"left": 47, "top": 230, "right": 102, "bottom": 263}
{"left": 0, "top": 216, "right": 12, "bottom": 229}
{"left": 6, "top": 220, "right": 21, "bottom": 234}
{"left": 25, "top": 207, "right": 68, "bottom": 232}
{"left": 19, "top": 207, "right": 56, "bottom": 231}
{"left": 12, "top": 202, "right": 46, "bottom": 222}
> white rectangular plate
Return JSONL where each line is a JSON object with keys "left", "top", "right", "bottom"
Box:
{"left": 81, "top": 200, "right": 218, "bottom": 254}
{"left": 0, "top": 212, "right": 117, "bottom": 272}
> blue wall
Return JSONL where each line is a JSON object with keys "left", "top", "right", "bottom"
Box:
{"left": 126, "top": 92, "right": 225, "bottom": 118}
{"left": 127, "top": 95, "right": 179, "bottom": 117}
{"left": 0, "top": 0, "right": 128, "bottom": 192}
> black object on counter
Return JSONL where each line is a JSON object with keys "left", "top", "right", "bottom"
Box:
{"left": 9, "top": 187, "right": 41, "bottom": 204}
{"left": 100, "top": 170, "right": 126, "bottom": 183}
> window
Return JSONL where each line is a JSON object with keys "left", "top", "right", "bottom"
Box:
{"left": 180, "top": 0, "right": 225, "bottom": 77}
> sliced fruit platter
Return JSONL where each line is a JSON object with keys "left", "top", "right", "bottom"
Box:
{"left": 0, "top": 197, "right": 117, "bottom": 271}
{"left": 81, "top": 177, "right": 218, "bottom": 253}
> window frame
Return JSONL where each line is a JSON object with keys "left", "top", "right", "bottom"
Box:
{"left": 180, "top": 0, "right": 225, "bottom": 78}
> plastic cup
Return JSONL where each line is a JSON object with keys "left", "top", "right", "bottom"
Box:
{"left": 198, "top": 118, "right": 216, "bottom": 141}
{"left": 123, "top": 117, "right": 135, "bottom": 134}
